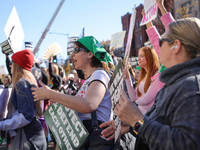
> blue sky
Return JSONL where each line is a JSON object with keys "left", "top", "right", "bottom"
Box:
{"left": 0, "top": 0, "right": 143, "bottom": 73}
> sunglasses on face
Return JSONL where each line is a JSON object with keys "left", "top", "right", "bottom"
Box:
{"left": 73, "top": 47, "right": 88, "bottom": 54}
{"left": 158, "top": 38, "right": 174, "bottom": 47}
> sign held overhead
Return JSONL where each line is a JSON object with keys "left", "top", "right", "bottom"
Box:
{"left": 3, "top": 6, "right": 25, "bottom": 54}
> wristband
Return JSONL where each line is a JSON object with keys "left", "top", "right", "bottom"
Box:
{"left": 129, "top": 119, "right": 144, "bottom": 135}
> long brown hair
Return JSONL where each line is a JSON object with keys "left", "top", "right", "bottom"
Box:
{"left": 137, "top": 47, "right": 160, "bottom": 97}
{"left": 7, "top": 62, "right": 43, "bottom": 117}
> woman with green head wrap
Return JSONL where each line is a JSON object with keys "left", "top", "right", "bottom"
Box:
{"left": 135, "top": 66, "right": 141, "bottom": 82}
{"left": 32, "top": 36, "right": 114, "bottom": 149}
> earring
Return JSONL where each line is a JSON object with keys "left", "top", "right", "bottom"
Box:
{"left": 171, "top": 45, "right": 178, "bottom": 50}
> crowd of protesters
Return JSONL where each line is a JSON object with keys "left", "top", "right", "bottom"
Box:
{"left": 1, "top": 0, "right": 200, "bottom": 149}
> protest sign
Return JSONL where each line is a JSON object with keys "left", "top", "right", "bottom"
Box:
{"left": 44, "top": 103, "right": 89, "bottom": 150}
{"left": 124, "top": 5, "right": 137, "bottom": 70}
{"left": 3, "top": 6, "right": 24, "bottom": 54}
{"left": 140, "top": 0, "right": 158, "bottom": 26}
{"left": 109, "top": 31, "right": 126, "bottom": 50}
{"left": 67, "top": 37, "right": 79, "bottom": 55}
{"left": 109, "top": 60, "right": 124, "bottom": 143}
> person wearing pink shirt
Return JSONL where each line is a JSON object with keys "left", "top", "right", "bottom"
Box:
{"left": 145, "top": 0, "right": 175, "bottom": 58}
{"left": 123, "top": 0, "right": 174, "bottom": 115}
{"left": 145, "top": 0, "right": 175, "bottom": 74}
{"left": 124, "top": 47, "right": 162, "bottom": 114}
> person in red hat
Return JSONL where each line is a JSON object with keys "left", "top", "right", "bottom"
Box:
{"left": 0, "top": 49, "right": 47, "bottom": 149}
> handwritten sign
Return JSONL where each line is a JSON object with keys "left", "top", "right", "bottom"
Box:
{"left": 140, "top": 0, "right": 158, "bottom": 26}
{"left": 109, "top": 60, "right": 123, "bottom": 142}
{"left": 44, "top": 103, "right": 89, "bottom": 150}
{"left": 110, "top": 31, "right": 126, "bottom": 50}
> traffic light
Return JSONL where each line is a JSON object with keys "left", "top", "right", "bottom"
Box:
{"left": 70, "top": 58, "right": 73, "bottom": 66}
{"left": 53, "top": 55, "right": 57, "bottom": 63}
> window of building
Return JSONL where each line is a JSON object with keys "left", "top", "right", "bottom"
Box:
{"left": 125, "top": 28, "right": 128, "bottom": 36}
{"left": 140, "top": 35, "right": 142, "bottom": 46}
{"left": 170, "top": 8, "right": 174, "bottom": 16}
{"left": 139, "top": 21, "right": 141, "bottom": 30}
{"left": 136, "top": 22, "right": 138, "bottom": 30}
{"left": 137, "top": 35, "right": 140, "bottom": 47}
{"left": 181, "top": 1, "right": 192, "bottom": 14}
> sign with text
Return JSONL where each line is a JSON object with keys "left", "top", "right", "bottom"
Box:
{"left": 140, "top": 0, "right": 158, "bottom": 26}
{"left": 109, "top": 31, "right": 126, "bottom": 50}
{"left": 67, "top": 37, "right": 79, "bottom": 55}
{"left": 44, "top": 103, "right": 89, "bottom": 150}
{"left": 109, "top": 60, "right": 123, "bottom": 142}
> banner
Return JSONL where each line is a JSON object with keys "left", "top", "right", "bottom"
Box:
{"left": 109, "top": 31, "right": 126, "bottom": 50}
{"left": 44, "top": 103, "right": 89, "bottom": 150}
{"left": 124, "top": 5, "right": 137, "bottom": 69}
{"left": 0, "top": 88, "right": 12, "bottom": 121}
{"left": 79, "top": 28, "right": 85, "bottom": 38}
{"left": 25, "top": 42, "right": 33, "bottom": 51}
{"left": 140, "top": 0, "right": 158, "bottom": 26}
{"left": 109, "top": 60, "right": 124, "bottom": 143}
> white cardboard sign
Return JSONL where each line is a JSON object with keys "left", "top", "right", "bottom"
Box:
{"left": 4, "top": 6, "right": 25, "bottom": 53}
{"left": 140, "top": 0, "right": 158, "bottom": 26}
{"left": 110, "top": 31, "right": 126, "bottom": 50}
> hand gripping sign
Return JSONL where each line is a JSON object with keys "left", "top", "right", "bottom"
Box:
{"left": 140, "top": 0, "right": 158, "bottom": 26}
{"left": 109, "top": 60, "right": 123, "bottom": 143}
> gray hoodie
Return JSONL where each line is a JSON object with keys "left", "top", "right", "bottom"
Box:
{"left": 136, "top": 57, "right": 200, "bottom": 150}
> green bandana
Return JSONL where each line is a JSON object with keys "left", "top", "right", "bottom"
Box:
{"left": 135, "top": 66, "right": 141, "bottom": 71}
{"left": 78, "top": 36, "right": 108, "bottom": 64}
{"left": 106, "top": 53, "right": 113, "bottom": 64}
{"left": 159, "top": 64, "right": 166, "bottom": 72}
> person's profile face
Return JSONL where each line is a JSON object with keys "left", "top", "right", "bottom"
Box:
{"left": 135, "top": 69, "right": 140, "bottom": 80}
{"left": 159, "top": 28, "right": 173, "bottom": 68}
{"left": 138, "top": 50, "right": 147, "bottom": 68}
{"left": 3, "top": 77, "right": 9, "bottom": 86}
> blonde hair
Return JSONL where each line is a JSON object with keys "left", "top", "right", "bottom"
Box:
{"left": 137, "top": 47, "right": 160, "bottom": 97}
{"left": 108, "top": 62, "right": 115, "bottom": 71}
{"left": 8, "top": 62, "right": 43, "bottom": 117}
{"left": 168, "top": 17, "right": 200, "bottom": 58}
{"left": 52, "top": 63, "right": 59, "bottom": 75}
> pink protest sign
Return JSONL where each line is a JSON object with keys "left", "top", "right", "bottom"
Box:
{"left": 140, "top": 0, "right": 158, "bottom": 26}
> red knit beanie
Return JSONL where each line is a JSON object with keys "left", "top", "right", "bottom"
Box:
{"left": 11, "top": 49, "right": 34, "bottom": 71}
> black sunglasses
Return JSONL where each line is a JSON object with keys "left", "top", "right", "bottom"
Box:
{"left": 158, "top": 38, "right": 174, "bottom": 47}
{"left": 73, "top": 47, "right": 88, "bottom": 54}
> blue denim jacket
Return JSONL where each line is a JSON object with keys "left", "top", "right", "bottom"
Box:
{"left": 136, "top": 57, "right": 200, "bottom": 150}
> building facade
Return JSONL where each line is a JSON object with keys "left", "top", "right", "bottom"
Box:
{"left": 174, "top": 0, "right": 199, "bottom": 19}
{"left": 121, "top": 1, "right": 175, "bottom": 57}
